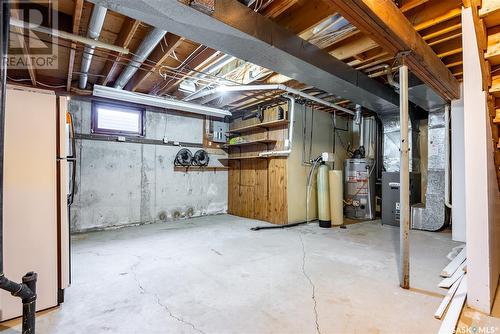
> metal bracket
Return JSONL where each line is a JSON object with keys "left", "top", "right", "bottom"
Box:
{"left": 183, "top": 0, "right": 215, "bottom": 14}
{"left": 396, "top": 50, "right": 412, "bottom": 59}
{"left": 394, "top": 50, "right": 412, "bottom": 67}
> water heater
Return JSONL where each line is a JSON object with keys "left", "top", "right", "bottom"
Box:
{"left": 344, "top": 158, "right": 376, "bottom": 220}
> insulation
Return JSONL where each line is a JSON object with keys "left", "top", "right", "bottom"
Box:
{"left": 381, "top": 115, "right": 419, "bottom": 172}
{"left": 411, "top": 108, "right": 447, "bottom": 231}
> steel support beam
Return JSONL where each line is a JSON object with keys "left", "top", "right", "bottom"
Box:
{"left": 87, "top": 0, "right": 400, "bottom": 113}
{"left": 399, "top": 62, "right": 410, "bottom": 289}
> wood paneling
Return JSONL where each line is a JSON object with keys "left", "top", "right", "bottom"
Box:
{"left": 226, "top": 104, "right": 288, "bottom": 224}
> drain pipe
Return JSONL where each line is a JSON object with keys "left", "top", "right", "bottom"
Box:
{"left": 189, "top": 84, "right": 355, "bottom": 115}
{"left": 0, "top": 2, "right": 37, "bottom": 333}
{"left": 259, "top": 96, "right": 295, "bottom": 157}
{"left": 79, "top": 4, "right": 107, "bottom": 89}
{"left": 355, "top": 104, "right": 364, "bottom": 147}
{"left": 114, "top": 27, "right": 167, "bottom": 90}
{"left": 444, "top": 104, "right": 452, "bottom": 209}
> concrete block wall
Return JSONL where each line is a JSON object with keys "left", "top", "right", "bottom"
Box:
{"left": 69, "top": 98, "right": 228, "bottom": 233}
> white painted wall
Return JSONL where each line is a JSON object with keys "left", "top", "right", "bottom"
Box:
{"left": 462, "top": 7, "right": 500, "bottom": 314}
{"left": 451, "top": 85, "right": 466, "bottom": 242}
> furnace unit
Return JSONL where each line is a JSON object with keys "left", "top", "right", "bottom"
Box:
{"left": 381, "top": 172, "right": 421, "bottom": 226}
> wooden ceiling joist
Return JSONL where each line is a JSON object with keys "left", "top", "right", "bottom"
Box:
{"left": 400, "top": 0, "right": 430, "bottom": 13}
{"left": 100, "top": 18, "right": 141, "bottom": 86}
{"left": 422, "top": 23, "right": 462, "bottom": 41}
{"left": 125, "top": 34, "right": 184, "bottom": 92}
{"left": 66, "top": 0, "right": 84, "bottom": 91}
{"left": 151, "top": 47, "right": 218, "bottom": 96}
{"left": 413, "top": 8, "right": 462, "bottom": 31}
{"left": 479, "top": 0, "right": 500, "bottom": 27}
{"left": 485, "top": 28, "right": 500, "bottom": 65}
{"left": 329, "top": 34, "right": 378, "bottom": 60}
{"left": 327, "top": 0, "right": 461, "bottom": 100}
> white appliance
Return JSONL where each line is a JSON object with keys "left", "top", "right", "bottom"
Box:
{"left": 0, "top": 86, "right": 72, "bottom": 321}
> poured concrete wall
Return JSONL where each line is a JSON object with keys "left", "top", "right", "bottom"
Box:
{"left": 69, "top": 98, "right": 228, "bottom": 233}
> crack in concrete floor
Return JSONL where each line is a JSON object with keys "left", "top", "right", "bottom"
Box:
{"left": 130, "top": 258, "right": 206, "bottom": 334}
{"left": 299, "top": 233, "right": 321, "bottom": 334}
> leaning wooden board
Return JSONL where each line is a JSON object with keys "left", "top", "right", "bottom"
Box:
{"left": 441, "top": 247, "right": 466, "bottom": 277}
{"left": 439, "top": 261, "right": 466, "bottom": 288}
{"left": 435, "top": 275, "right": 464, "bottom": 319}
{"left": 438, "top": 275, "right": 468, "bottom": 334}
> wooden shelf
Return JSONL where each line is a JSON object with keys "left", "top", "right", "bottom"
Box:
{"left": 228, "top": 119, "right": 289, "bottom": 134}
{"left": 224, "top": 139, "right": 277, "bottom": 147}
{"left": 219, "top": 155, "right": 268, "bottom": 160}
{"left": 174, "top": 166, "right": 228, "bottom": 172}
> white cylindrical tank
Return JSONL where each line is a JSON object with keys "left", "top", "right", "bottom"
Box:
{"left": 329, "top": 170, "right": 344, "bottom": 226}
{"left": 317, "top": 163, "right": 331, "bottom": 228}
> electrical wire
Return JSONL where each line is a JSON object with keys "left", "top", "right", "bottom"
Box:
{"left": 7, "top": 76, "right": 66, "bottom": 88}
{"left": 8, "top": 31, "right": 235, "bottom": 91}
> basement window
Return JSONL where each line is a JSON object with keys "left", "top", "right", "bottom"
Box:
{"left": 91, "top": 101, "right": 145, "bottom": 136}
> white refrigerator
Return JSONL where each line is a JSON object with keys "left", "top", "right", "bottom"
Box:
{"left": 0, "top": 86, "right": 72, "bottom": 321}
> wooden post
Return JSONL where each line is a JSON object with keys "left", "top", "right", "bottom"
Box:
{"left": 399, "top": 60, "right": 410, "bottom": 289}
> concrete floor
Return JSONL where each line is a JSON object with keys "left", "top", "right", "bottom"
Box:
{"left": 1, "top": 214, "right": 463, "bottom": 334}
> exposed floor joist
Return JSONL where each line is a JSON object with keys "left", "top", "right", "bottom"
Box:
{"left": 88, "top": 0, "right": 400, "bottom": 113}
{"left": 66, "top": 0, "right": 84, "bottom": 91}
{"left": 125, "top": 34, "right": 184, "bottom": 92}
{"left": 327, "top": 0, "right": 461, "bottom": 101}
{"left": 99, "top": 18, "right": 141, "bottom": 86}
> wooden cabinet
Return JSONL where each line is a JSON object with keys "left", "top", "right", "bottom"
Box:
{"left": 224, "top": 103, "right": 289, "bottom": 224}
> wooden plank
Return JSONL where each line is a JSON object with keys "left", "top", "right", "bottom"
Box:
{"left": 11, "top": 8, "right": 36, "bottom": 86}
{"left": 414, "top": 8, "right": 462, "bottom": 32}
{"left": 485, "top": 28, "right": 500, "bottom": 65}
{"left": 438, "top": 275, "right": 468, "bottom": 334}
{"left": 100, "top": 18, "right": 141, "bottom": 86}
{"left": 224, "top": 139, "right": 277, "bottom": 147}
{"left": 400, "top": 0, "right": 430, "bottom": 12}
{"left": 125, "top": 34, "right": 183, "bottom": 92}
{"left": 428, "top": 32, "right": 462, "bottom": 47}
{"left": 66, "top": 0, "right": 84, "bottom": 91}
{"left": 479, "top": 0, "right": 500, "bottom": 27}
{"left": 438, "top": 261, "right": 467, "bottom": 288}
{"left": 173, "top": 166, "right": 228, "bottom": 172}
{"left": 329, "top": 34, "right": 379, "bottom": 61}
{"left": 229, "top": 119, "right": 289, "bottom": 134}
{"left": 262, "top": 0, "right": 299, "bottom": 18}
{"left": 327, "top": 0, "right": 460, "bottom": 100}
{"left": 441, "top": 247, "right": 467, "bottom": 277}
{"left": 435, "top": 275, "right": 464, "bottom": 319}
{"left": 274, "top": 0, "right": 336, "bottom": 35}
{"left": 423, "top": 23, "right": 462, "bottom": 41}
{"left": 491, "top": 74, "right": 500, "bottom": 97}
{"left": 152, "top": 47, "right": 218, "bottom": 96}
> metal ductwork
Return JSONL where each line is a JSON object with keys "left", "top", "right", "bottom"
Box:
{"left": 79, "top": 5, "right": 107, "bottom": 89}
{"left": 114, "top": 27, "right": 167, "bottom": 89}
